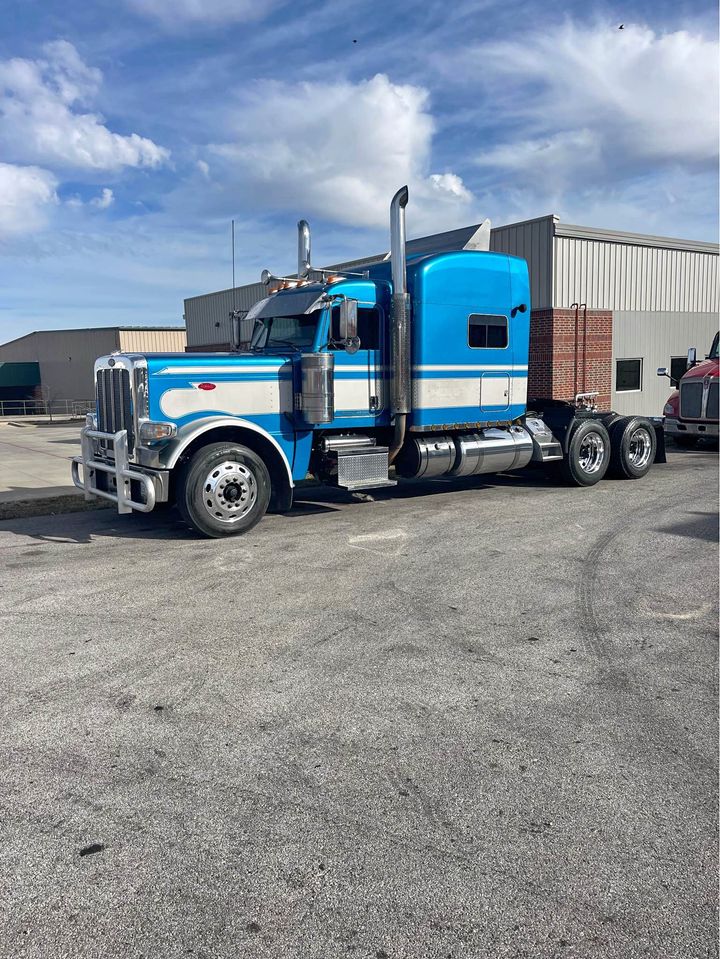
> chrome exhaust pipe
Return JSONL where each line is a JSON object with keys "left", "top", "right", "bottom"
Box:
{"left": 297, "top": 219, "right": 311, "bottom": 277}
{"left": 388, "top": 185, "right": 410, "bottom": 462}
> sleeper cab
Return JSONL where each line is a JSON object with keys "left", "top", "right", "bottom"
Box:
{"left": 406, "top": 251, "right": 531, "bottom": 430}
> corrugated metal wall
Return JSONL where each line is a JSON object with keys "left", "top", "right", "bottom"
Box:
{"left": 611, "top": 310, "right": 718, "bottom": 416}
{"left": 118, "top": 329, "right": 186, "bottom": 353}
{"left": 490, "top": 216, "right": 554, "bottom": 309}
{"left": 0, "top": 329, "right": 119, "bottom": 400}
{"left": 184, "top": 283, "right": 266, "bottom": 349}
{"left": 553, "top": 235, "right": 719, "bottom": 311}
{"left": 0, "top": 328, "right": 188, "bottom": 400}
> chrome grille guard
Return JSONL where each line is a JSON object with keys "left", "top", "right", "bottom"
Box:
{"left": 72, "top": 421, "right": 156, "bottom": 514}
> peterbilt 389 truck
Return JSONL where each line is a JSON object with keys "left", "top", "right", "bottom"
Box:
{"left": 72, "top": 187, "right": 664, "bottom": 538}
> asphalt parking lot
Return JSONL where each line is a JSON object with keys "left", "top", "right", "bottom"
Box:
{"left": 0, "top": 449, "right": 717, "bottom": 959}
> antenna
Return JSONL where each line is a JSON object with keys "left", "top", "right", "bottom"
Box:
{"left": 231, "top": 219, "right": 236, "bottom": 311}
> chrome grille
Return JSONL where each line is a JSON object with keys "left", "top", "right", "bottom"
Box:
{"left": 96, "top": 367, "right": 134, "bottom": 453}
{"left": 708, "top": 381, "right": 718, "bottom": 420}
{"left": 679, "top": 380, "right": 703, "bottom": 419}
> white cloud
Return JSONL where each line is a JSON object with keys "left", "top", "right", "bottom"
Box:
{"left": 207, "top": 73, "right": 473, "bottom": 231}
{"left": 126, "top": 0, "right": 281, "bottom": 26}
{"left": 0, "top": 41, "right": 169, "bottom": 173}
{"left": 90, "top": 188, "right": 114, "bottom": 209}
{"left": 0, "top": 163, "right": 58, "bottom": 236}
{"left": 468, "top": 22, "right": 718, "bottom": 189}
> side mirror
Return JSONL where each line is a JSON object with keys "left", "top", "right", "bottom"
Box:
{"left": 687, "top": 347, "right": 697, "bottom": 368}
{"left": 657, "top": 367, "right": 679, "bottom": 387}
{"left": 338, "top": 299, "right": 360, "bottom": 354}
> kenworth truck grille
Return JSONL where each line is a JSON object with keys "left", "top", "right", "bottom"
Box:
{"left": 96, "top": 367, "right": 134, "bottom": 454}
{"left": 679, "top": 380, "right": 703, "bottom": 419}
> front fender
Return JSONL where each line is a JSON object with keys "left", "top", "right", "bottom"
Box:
{"left": 156, "top": 416, "right": 294, "bottom": 487}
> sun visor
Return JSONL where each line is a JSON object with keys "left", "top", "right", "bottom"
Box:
{"left": 248, "top": 288, "right": 326, "bottom": 321}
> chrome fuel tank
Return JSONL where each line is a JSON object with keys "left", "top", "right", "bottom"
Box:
{"left": 450, "top": 427, "right": 533, "bottom": 476}
{"left": 395, "top": 434, "right": 456, "bottom": 478}
{"left": 396, "top": 426, "right": 533, "bottom": 479}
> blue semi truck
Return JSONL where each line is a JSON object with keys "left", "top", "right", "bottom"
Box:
{"left": 72, "top": 187, "right": 664, "bottom": 537}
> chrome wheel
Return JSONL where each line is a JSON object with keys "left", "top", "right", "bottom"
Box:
{"left": 627, "top": 427, "right": 653, "bottom": 469}
{"left": 202, "top": 461, "right": 257, "bottom": 525}
{"left": 578, "top": 431, "right": 606, "bottom": 474}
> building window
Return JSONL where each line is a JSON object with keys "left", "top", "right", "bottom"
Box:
{"left": 670, "top": 356, "right": 688, "bottom": 384}
{"left": 616, "top": 358, "right": 643, "bottom": 392}
{"left": 330, "top": 306, "right": 381, "bottom": 350}
{"left": 468, "top": 314, "right": 508, "bottom": 349}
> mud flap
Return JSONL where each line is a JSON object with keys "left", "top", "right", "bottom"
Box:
{"left": 653, "top": 422, "right": 667, "bottom": 463}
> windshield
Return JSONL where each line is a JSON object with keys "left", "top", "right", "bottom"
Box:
{"left": 250, "top": 310, "right": 320, "bottom": 350}
{"left": 709, "top": 332, "right": 719, "bottom": 360}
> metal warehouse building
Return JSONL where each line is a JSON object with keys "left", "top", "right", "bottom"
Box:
{"left": 184, "top": 216, "right": 718, "bottom": 417}
{"left": 0, "top": 327, "right": 186, "bottom": 409}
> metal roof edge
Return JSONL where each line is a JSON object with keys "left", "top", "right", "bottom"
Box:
{"left": 185, "top": 284, "right": 265, "bottom": 303}
{"left": 0, "top": 330, "right": 37, "bottom": 349}
{"left": 1, "top": 326, "right": 186, "bottom": 348}
{"left": 492, "top": 213, "right": 558, "bottom": 231}
{"left": 554, "top": 221, "right": 719, "bottom": 254}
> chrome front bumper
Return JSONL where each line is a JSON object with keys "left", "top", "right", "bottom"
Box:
{"left": 71, "top": 426, "right": 169, "bottom": 514}
{"left": 664, "top": 418, "right": 718, "bottom": 437}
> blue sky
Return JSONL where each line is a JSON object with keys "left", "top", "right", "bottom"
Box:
{"left": 0, "top": 0, "right": 717, "bottom": 339}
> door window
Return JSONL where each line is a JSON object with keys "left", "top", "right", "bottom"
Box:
{"left": 670, "top": 356, "right": 687, "bottom": 383}
{"left": 330, "top": 306, "right": 381, "bottom": 350}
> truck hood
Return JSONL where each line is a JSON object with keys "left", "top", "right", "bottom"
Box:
{"left": 683, "top": 357, "right": 719, "bottom": 380}
{"left": 143, "top": 351, "right": 295, "bottom": 372}
{"left": 143, "top": 352, "right": 295, "bottom": 424}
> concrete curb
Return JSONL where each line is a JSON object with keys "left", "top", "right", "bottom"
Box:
{"left": 0, "top": 478, "right": 327, "bottom": 523}
{"left": 0, "top": 493, "right": 110, "bottom": 522}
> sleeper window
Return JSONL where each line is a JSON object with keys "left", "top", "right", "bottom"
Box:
{"left": 468, "top": 314, "right": 508, "bottom": 349}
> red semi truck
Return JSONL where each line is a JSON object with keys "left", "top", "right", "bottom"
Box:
{"left": 658, "top": 332, "right": 719, "bottom": 446}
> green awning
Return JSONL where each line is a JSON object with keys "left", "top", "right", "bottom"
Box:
{"left": 0, "top": 362, "right": 41, "bottom": 388}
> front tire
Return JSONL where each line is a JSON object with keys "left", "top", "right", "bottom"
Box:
{"left": 557, "top": 420, "right": 611, "bottom": 486}
{"left": 177, "top": 443, "right": 270, "bottom": 538}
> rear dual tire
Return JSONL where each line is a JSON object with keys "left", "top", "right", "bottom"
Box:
{"left": 555, "top": 420, "right": 611, "bottom": 487}
{"left": 608, "top": 417, "right": 656, "bottom": 478}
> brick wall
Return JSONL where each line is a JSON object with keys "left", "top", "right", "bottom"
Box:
{"left": 529, "top": 308, "right": 613, "bottom": 410}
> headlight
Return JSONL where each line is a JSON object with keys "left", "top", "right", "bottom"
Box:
{"left": 139, "top": 420, "right": 177, "bottom": 442}
{"left": 663, "top": 402, "right": 676, "bottom": 415}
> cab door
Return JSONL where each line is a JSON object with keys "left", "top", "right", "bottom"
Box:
{"left": 470, "top": 313, "right": 511, "bottom": 413}
{"left": 329, "top": 303, "right": 385, "bottom": 426}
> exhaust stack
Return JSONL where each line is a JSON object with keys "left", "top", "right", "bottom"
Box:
{"left": 388, "top": 185, "right": 410, "bottom": 463}
{"left": 390, "top": 186, "right": 410, "bottom": 417}
{"left": 297, "top": 219, "right": 312, "bottom": 277}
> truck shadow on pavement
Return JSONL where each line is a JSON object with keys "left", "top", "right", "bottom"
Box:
{"left": 658, "top": 511, "right": 719, "bottom": 543}
{"left": 0, "top": 464, "right": 702, "bottom": 546}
